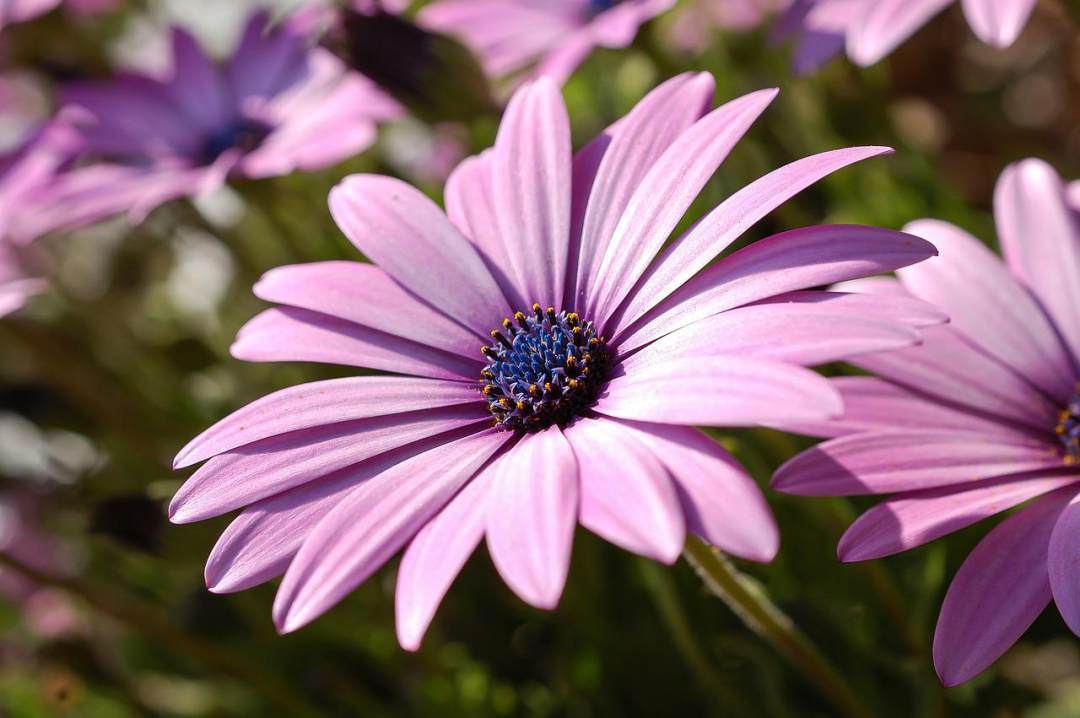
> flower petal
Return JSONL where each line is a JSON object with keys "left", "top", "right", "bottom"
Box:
{"left": 846, "top": 0, "right": 953, "bottom": 66}
{"left": 934, "top": 487, "right": 1075, "bottom": 687}
{"left": 960, "top": 0, "right": 1036, "bottom": 47}
{"left": 756, "top": 289, "right": 948, "bottom": 328}
{"left": 486, "top": 426, "right": 578, "bottom": 610}
{"left": 231, "top": 307, "right": 481, "bottom": 380}
{"left": 773, "top": 430, "right": 1062, "bottom": 496}
{"left": 1048, "top": 491, "right": 1080, "bottom": 636}
{"left": 272, "top": 429, "right": 509, "bottom": 633}
{"left": 167, "top": 27, "right": 231, "bottom": 133}
{"left": 840, "top": 471, "right": 1079, "bottom": 562}
{"left": 596, "top": 356, "right": 842, "bottom": 426}
{"left": 328, "top": 174, "right": 511, "bottom": 336}
{"left": 563, "top": 417, "right": 685, "bottom": 563}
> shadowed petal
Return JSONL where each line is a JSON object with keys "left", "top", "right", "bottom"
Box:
{"left": 167, "top": 27, "right": 231, "bottom": 132}
{"left": 1049, "top": 492, "right": 1080, "bottom": 636}
{"left": 564, "top": 417, "right": 685, "bottom": 563}
{"left": 596, "top": 356, "right": 842, "bottom": 426}
{"left": 840, "top": 471, "right": 1079, "bottom": 562}
{"left": 773, "top": 431, "right": 1062, "bottom": 496}
{"left": 486, "top": 426, "right": 578, "bottom": 610}
{"left": 272, "top": 430, "right": 509, "bottom": 633}
{"left": 934, "top": 487, "right": 1076, "bottom": 687}
{"left": 961, "top": 0, "right": 1036, "bottom": 47}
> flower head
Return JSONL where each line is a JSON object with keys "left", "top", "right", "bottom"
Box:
{"left": 775, "top": 0, "right": 1037, "bottom": 73}
{"left": 172, "top": 72, "right": 936, "bottom": 647}
{"left": 418, "top": 0, "right": 676, "bottom": 85}
{"left": 773, "top": 158, "right": 1080, "bottom": 686}
{"left": 59, "top": 10, "right": 401, "bottom": 222}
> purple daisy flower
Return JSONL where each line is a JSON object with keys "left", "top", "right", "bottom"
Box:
{"left": 418, "top": 0, "right": 676, "bottom": 85}
{"left": 773, "top": 158, "right": 1080, "bottom": 686}
{"left": 775, "top": 0, "right": 1037, "bottom": 73}
{"left": 171, "top": 72, "right": 937, "bottom": 647}
{"left": 58, "top": 10, "right": 401, "bottom": 223}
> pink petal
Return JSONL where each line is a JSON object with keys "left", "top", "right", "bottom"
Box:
{"left": 531, "top": 28, "right": 596, "bottom": 85}
{"left": 1049, "top": 491, "right": 1080, "bottom": 636}
{"left": 175, "top": 376, "right": 480, "bottom": 469}
{"left": 994, "top": 159, "right": 1080, "bottom": 368}
{"left": 254, "top": 261, "right": 482, "bottom": 358}
{"left": 616, "top": 224, "right": 935, "bottom": 352}
{"left": 850, "top": 325, "right": 1060, "bottom": 431}
{"left": 840, "top": 471, "right": 1079, "bottom": 562}
{"left": 611, "top": 147, "right": 894, "bottom": 338}
{"left": 773, "top": 430, "right": 1062, "bottom": 496}
{"left": 623, "top": 419, "right": 778, "bottom": 562}
{"left": 272, "top": 429, "right": 509, "bottom": 633}
{"left": 571, "top": 72, "right": 715, "bottom": 310}
{"left": 231, "top": 307, "right": 482, "bottom": 380}
{"left": 486, "top": 426, "right": 578, "bottom": 610}
{"left": 846, "top": 0, "right": 954, "bottom": 66}
{"left": 171, "top": 406, "right": 489, "bottom": 523}
{"left": 596, "top": 355, "right": 842, "bottom": 426}
{"left": 934, "top": 487, "right": 1076, "bottom": 687}
{"left": 774, "top": 376, "right": 1028, "bottom": 440}
{"left": 563, "top": 417, "right": 685, "bottom": 563}
{"left": 755, "top": 289, "right": 949, "bottom": 328}
{"left": 328, "top": 174, "right": 511, "bottom": 337}
{"left": 618, "top": 301, "right": 920, "bottom": 374}
{"left": 396, "top": 465, "right": 493, "bottom": 651}
{"left": 589, "top": 88, "right": 778, "bottom": 325}
{"left": 960, "top": 0, "right": 1036, "bottom": 47}
{"left": 899, "top": 219, "right": 1074, "bottom": 400}
{"left": 491, "top": 78, "right": 571, "bottom": 308}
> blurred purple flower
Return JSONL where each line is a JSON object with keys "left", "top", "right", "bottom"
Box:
{"left": 58, "top": 10, "right": 401, "bottom": 224}
{"left": 0, "top": 0, "right": 117, "bottom": 29}
{"left": 171, "top": 72, "right": 938, "bottom": 646}
{"left": 418, "top": 0, "right": 676, "bottom": 85}
{"left": 776, "top": 0, "right": 1037, "bottom": 73}
{"left": 773, "top": 158, "right": 1080, "bottom": 686}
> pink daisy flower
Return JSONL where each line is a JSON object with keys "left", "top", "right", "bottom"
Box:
{"left": 773, "top": 158, "right": 1080, "bottom": 686}
{"left": 418, "top": 0, "right": 676, "bottom": 85}
{"left": 0, "top": 0, "right": 117, "bottom": 30}
{"left": 171, "top": 72, "right": 937, "bottom": 647}
{"left": 58, "top": 10, "right": 401, "bottom": 223}
{"left": 775, "top": 0, "right": 1037, "bottom": 73}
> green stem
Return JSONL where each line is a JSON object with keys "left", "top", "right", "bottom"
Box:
{"left": 684, "top": 536, "right": 874, "bottom": 718}
{"left": 0, "top": 552, "right": 323, "bottom": 718}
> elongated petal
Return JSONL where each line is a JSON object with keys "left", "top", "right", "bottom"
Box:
{"left": 850, "top": 325, "right": 1060, "bottom": 431}
{"left": 616, "top": 224, "right": 935, "bottom": 351}
{"left": 773, "top": 431, "right": 1062, "bottom": 496}
{"left": 994, "top": 159, "right": 1080, "bottom": 366}
{"left": 329, "top": 174, "right": 510, "bottom": 336}
{"left": 396, "top": 467, "right": 492, "bottom": 651}
{"left": 612, "top": 147, "right": 893, "bottom": 337}
{"left": 272, "top": 430, "right": 508, "bottom": 633}
{"left": 486, "top": 426, "right": 578, "bottom": 609}
{"left": 840, "top": 471, "right": 1079, "bottom": 562}
{"left": 622, "top": 420, "right": 778, "bottom": 561}
{"left": 571, "top": 73, "right": 715, "bottom": 309}
{"left": 168, "top": 27, "right": 231, "bottom": 132}
{"left": 596, "top": 356, "right": 842, "bottom": 426}
{"left": 755, "top": 289, "right": 948, "bottom": 328}
{"left": 491, "top": 78, "right": 571, "bottom": 308}
{"left": 961, "top": 0, "right": 1036, "bottom": 47}
{"left": 1049, "top": 492, "right": 1080, "bottom": 636}
{"left": 619, "top": 303, "right": 920, "bottom": 374}
{"left": 934, "top": 487, "right": 1075, "bottom": 687}
{"left": 255, "top": 261, "right": 483, "bottom": 358}
{"left": 563, "top": 418, "right": 685, "bottom": 563}
{"left": 774, "top": 376, "right": 1027, "bottom": 440}
{"left": 846, "top": 0, "right": 953, "bottom": 66}
{"left": 899, "top": 219, "right": 1074, "bottom": 399}
{"left": 175, "top": 376, "right": 480, "bottom": 469}
{"left": 589, "top": 88, "right": 777, "bottom": 323}
{"left": 231, "top": 307, "right": 481, "bottom": 380}
{"left": 171, "top": 407, "right": 489, "bottom": 523}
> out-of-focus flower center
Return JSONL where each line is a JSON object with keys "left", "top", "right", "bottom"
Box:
{"left": 480, "top": 304, "right": 610, "bottom": 432}
{"left": 586, "top": 0, "right": 621, "bottom": 17}
{"left": 198, "top": 119, "right": 272, "bottom": 164}
{"left": 1056, "top": 386, "right": 1080, "bottom": 466}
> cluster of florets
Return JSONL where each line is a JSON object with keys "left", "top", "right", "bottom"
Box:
{"left": 1056, "top": 386, "right": 1080, "bottom": 466}
{"left": 480, "top": 304, "right": 610, "bottom": 432}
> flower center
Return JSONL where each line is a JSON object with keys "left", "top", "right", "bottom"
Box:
{"left": 586, "top": 0, "right": 621, "bottom": 17}
{"left": 199, "top": 119, "right": 272, "bottom": 164}
{"left": 480, "top": 304, "right": 611, "bottom": 432}
{"left": 1056, "top": 387, "right": 1080, "bottom": 466}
